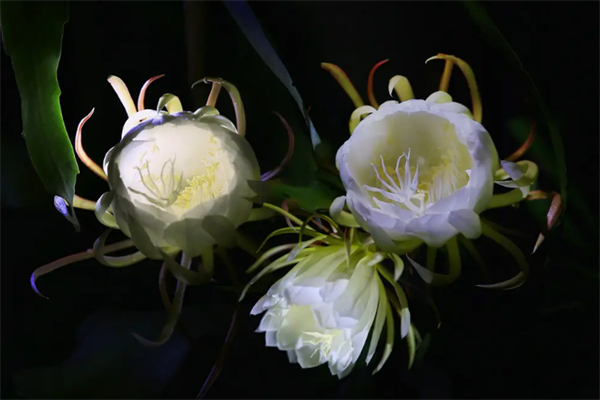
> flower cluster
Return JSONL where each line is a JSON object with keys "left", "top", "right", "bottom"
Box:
{"left": 248, "top": 53, "right": 559, "bottom": 379}
{"left": 31, "top": 53, "right": 561, "bottom": 384}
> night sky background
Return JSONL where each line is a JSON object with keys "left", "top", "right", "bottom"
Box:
{"left": 1, "top": 1, "right": 598, "bottom": 399}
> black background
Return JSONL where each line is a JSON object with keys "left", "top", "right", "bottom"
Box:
{"left": 1, "top": 1, "right": 598, "bottom": 399}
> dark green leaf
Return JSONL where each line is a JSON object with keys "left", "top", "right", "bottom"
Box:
{"left": 461, "top": 1, "right": 568, "bottom": 209}
{"left": 508, "top": 116, "right": 596, "bottom": 241}
{"left": 223, "top": 0, "right": 331, "bottom": 161}
{"left": 1, "top": 1, "right": 79, "bottom": 225}
{"left": 256, "top": 179, "right": 342, "bottom": 214}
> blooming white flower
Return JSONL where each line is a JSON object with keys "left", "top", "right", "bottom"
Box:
{"left": 79, "top": 76, "right": 262, "bottom": 260}
{"left": 102, "top": 111, "right": 260, "bottom": 259}
{"left": 248, "top": 232, "right": 413, "bottom": 379}
{"left": 335, "top": 96, "right": 499, "bottom": 251}
{"left": 323, "top": 54, "right": 543, "bottom": 289}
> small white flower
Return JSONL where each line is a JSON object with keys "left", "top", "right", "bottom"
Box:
{"left": 249, "top": 239, "right": 411, "bottom": 379}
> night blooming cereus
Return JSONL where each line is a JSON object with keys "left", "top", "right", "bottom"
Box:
{"left": 322, "top": 54, "right": 560, "bottom": 289}
{"left": 245, "top": 54, "right": 561, "bottom": 378}
{"left": 32, "top": 75, "right": 292, "bottom": 345}
{"left": 241, "top": 208, "right": 414, "bottom": 378}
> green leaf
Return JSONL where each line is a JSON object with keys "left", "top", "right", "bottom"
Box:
{"left": 223, "top": 0, "right": 331, "bottom": 161}
{"left": 1, "top": 1, "right": 79, "bottom": 225}
{"left": 461, "top": 1, "right": 568, "bottom": 209}
{"left": 258, "top": 179, "right": 342, "bottom": 213}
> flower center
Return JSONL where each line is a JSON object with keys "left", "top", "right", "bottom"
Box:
{"left": 304, "top": 330, "right": 341, "bottom": 360}
{"left": 364, "top": 146, "right": 469, "bottom": 216}
{"left": 126, "top": 135, "right": 228, "bottom": 214}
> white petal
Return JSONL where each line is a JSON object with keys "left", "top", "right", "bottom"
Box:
{"left": 287, "top": 350, "right": 298, "bottom": 364}
{"left": 284, "top": 285, "right": 323, "bottom": 306}
{"left": 250, "top": 295, "right": 268, "bottom": 315}
{"left": 448, "top": 209, "right": 482, "bottom": 239}
{"left": 433, "top": 101, "right": 473, "bottom": 119}
{"left": 295, "top": 345, "right": 324, "bottom": 369}
{"left": 312, "top": 303, "right": 338, "bottom": 329}
{"left": 292, "top": 249, "right": 346, "bottom": 287}
{"left": 265, "top": 330, "right": 278, "bottom": 347}
{"left": 425, "top": 91, "right": 453, "bottom": 104}
{"left": 319, "top": 279, "right": 349, "bottom": 302}
{"left": 405, "top": 214, "right": 457, "bottom": 248}
{"left": 329, "top": 195, "right": 360, "bottom": 228}
{"left": 275, "top": 306, "right": 317, "bottom": 350}
{"left": 501, "top": 160, "right": 525, "bottom": 180}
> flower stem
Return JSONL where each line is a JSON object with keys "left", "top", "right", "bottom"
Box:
{"left": 488, "top": 188, "right": 524, "bottom": 209}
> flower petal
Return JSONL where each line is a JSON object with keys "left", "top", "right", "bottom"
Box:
{"left": 330, "top": 196, "right": 361, "bottom": 228}
{"left": 448, "top": 209, "right": 482, "bottom": 239}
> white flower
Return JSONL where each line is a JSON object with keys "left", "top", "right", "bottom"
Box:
{"left": 250, "top": 244, "right": 408, "bottom": 379}
{"left": 334, "top": 97, "right": 499, "bottom": 251}
{"left": 103, "top": 111, "right": 260, "bottom": 258}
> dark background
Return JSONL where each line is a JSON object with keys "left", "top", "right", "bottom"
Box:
{"left": 1, "top": 1, "right": 598, "bottom": 399}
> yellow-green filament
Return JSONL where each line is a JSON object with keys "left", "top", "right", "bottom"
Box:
{"left": 75, "top": 108, "right": 108, "bottom": 181}
{"left": 133, "top": 252, "right": 192, "bottom": 347}
{"left": 349, "top": 105, "right": 376, "bottom": 134}
{"left": 73, "top": 195, "right": 96, "bottom": 210}
{"left": 478, "top": 222, "right": 529, "bottom": 290}
{"left": 367, "top": 59, "right": 389, "bottom": 109}
{"left": 107, "top": 75, "right": 137, "bottom": 117}
{"left": 206, "top": 81, "right": 222, "bottom": 107}
{"left": 439, "top": 59, "right": 454, "bottom": 92}
{"left": 197, "top": 77, "right": 246, "bottom": 137}
{"left": 426, "top": 54, "right": 482, "bottom": 123}
{"left": 321, "top": 62, "right": 365, "bottom": 109}
{"left": 137, "top": 74, "right": 165, "bottom": 111}
{"left": 488, "top": 189, "right": 526, "bottom": 209}
{"left": 388, "top": 75, "right": 415, "bottom": 102}
{"left": 156, "top": 93, "right": 184, "bottom": 114}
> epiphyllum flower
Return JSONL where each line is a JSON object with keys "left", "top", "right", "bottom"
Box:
{"left": 102, "top": 85, "right": 259, "bottom": 259}
{"left": 321, "top": 55, "right": 561, "bottom": 289}
{"left": 242, "top": 205, "right": 418, "bottom": 378}
{"left": 32, "top": 74, "right": 294, "bottom": 345}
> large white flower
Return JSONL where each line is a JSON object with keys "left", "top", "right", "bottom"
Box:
{"left": 335, "top": 97, "right": 499, "bottom": 251}
{"left": 103, "top": 111, "right": 259, "bottom": 259}
{"left": 83, "top": 76, "right": 262, "bottom": 260}
{"left": 322, "top": 54, "right": 543, "bottom": 289}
